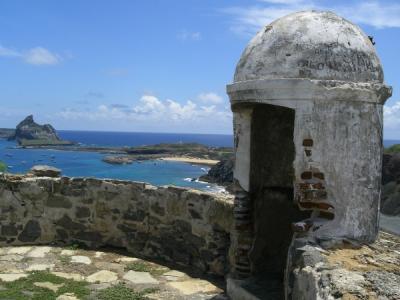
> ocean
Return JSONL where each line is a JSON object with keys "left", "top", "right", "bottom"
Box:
{"left": 1, "top": 130, "right": 399, "bottom": 192}
{"left": 58, "top": 130, "right": 234, "bottom": 148}
{"left": 0, "top": 131, "right": 233, "bottom": 192}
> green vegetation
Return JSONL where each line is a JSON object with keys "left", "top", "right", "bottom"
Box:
{"left": 97, "top": 284, "right": 157, "bottom": 300}
{"left": 0, "top": 161, "right": 7, "bottom": 172}
{"left": 126, "top": 143, "right": 233, "bottom": 161}
{"left": 385, "top": 144, "right": 400, "bottom": 153}
{"left": 19, "top": 139, "right": 74, "bottom": 147}
{"left": 0, "top": 161, "right": 6, "bottom": 172}
{"left": 0, "top": 271, "right": 90, "bottom": 300}
{"left": 66, "top": 243, "right": 82, "bottom": 250}
{"left": 125, "top": 261, "right": 168, "bottom": 276}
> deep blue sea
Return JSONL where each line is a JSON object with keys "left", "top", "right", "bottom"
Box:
{"left": 0, "top": 131, "right": 233, "bottom": 192}
{"left": 58, "top": 130, "right": 233, "bottom": 148}
{"left": 383, "top": 140, "right": 400, "bottom": 148}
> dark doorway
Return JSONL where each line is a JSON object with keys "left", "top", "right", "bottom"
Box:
{"left": 248, "top": 103, "right": 308, "bottom": 298}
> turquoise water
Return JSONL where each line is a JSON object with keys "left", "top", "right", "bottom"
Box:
{"left": 0, "top": 139, "right": 219, "bottom": 191}
{"left": 3, "top": 129, "right": 396, "bottom": 192}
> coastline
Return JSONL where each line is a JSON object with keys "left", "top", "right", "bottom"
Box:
{"left": 159, "top": 156, "right": 219, "bottom": 166}
{"left": 3, "top": 141, "right": 231, "bottom": 166}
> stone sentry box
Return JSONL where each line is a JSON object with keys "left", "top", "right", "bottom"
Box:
{"left": 226, "top": 11, "right": 392, "bottom": 299}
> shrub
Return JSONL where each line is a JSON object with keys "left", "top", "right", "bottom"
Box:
{"left": 385, "top": 144, "right": 400, "bottom": 153}
{"left": 0, "top": 161, "right": 6, "bottom": 172}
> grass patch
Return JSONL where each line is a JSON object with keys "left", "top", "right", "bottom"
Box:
{"left": 124, "top": 262, "right": 168, "bottom": 276}
{"left": 97, "top": 283, "right": 157, "bottom": 300}
{"left": 0, "top": 271, "right": 90, "bottom": 300}
{"left": 59, "top": 255, "right": 71, "bottom": 265}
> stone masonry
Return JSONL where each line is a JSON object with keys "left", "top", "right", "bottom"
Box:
{"left": 0, "top": 173, "right": 234, "bottom": 277}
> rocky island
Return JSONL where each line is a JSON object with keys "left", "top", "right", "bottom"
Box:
{"left": 8, "top": 115, "right": 74, "bottom": 147}
{"left": 96, "top": 143, "right": 232, "bottom": 166}
{"left": 0, "top": 128, "right": 15, "bottom": 139}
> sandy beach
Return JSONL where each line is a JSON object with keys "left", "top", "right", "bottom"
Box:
{"left": 160, "top": 156, "right": 219, "bottom": 166}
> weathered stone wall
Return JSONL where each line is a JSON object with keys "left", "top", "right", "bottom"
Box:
{"left": 0, "top": 174, "right": 233, "bottom": 276}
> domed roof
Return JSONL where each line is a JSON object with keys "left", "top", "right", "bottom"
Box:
{"left": 234, "top": 11, "right": 383, "bottom": 83}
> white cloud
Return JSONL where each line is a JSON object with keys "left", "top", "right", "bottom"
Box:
{"left": 342, "top": 2, "right": 400, "bottom": 29}
{"left": 177, "top": 30, "right": 202, "bottom": 41}
{"left": 0, "top": 44, "right": 61, "bottom": 65}
{"left": 197, "top": 92, "right": 223, "bottom": 104}
{"left": 384, "top": 101, "right": 400, "bottom": 128}
{"left": 23, "top": 47, "right": 60, "bottom": 65}
{"left": 56, "top": 94, "right": 232, "bottom": 133}
{"left": 133, "top": 95, "right": 166, "bottom": 115}
{"left": 223, "top": 1, "right": 400, "bottom": 36}
{"left": 383, "top": 101, "right": 400, "bottom": 139}
{"left": 222, "top": 2, "right": 314, "bottom": 35}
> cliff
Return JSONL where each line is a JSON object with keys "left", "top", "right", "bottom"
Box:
{"left": 200, "top": 158, "right": 234, "bottom": 191}
{"left": 9, "top": 115, "right": 73, "bottom": 146}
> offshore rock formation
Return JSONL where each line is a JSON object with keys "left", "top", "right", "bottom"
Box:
{"left": 102, "top": 155, "right": 134, "bottom": 165}
{"left": 9, "top": 115, "right": 73, "bottom": 146}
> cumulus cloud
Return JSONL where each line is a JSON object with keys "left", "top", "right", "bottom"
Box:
{"left": 0, "top": 44, "right": 61, "bottom": 65}
{"left": 222, "top": 0, "right": 400, "bottom": 36}
{"left": 197, "top": 92, "right": 223, "bottom": 104}
{"left": 57, "top": 95, "right": 232, "bottom": 126}
{"left": 384, "top": 101, "right": 400, "bottom": 128}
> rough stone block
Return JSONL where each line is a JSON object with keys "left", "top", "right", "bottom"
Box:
{"left": 1, "top": 224, "right": 19, "bottom": 236}
{"left": 18, "top": 220, "right": 41, "bottom": 242}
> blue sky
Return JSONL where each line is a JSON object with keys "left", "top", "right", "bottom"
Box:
{"left": 0, "top": 0, "right": 399, "bottom": 136}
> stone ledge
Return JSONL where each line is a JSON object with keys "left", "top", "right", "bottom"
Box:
{"left": 227, "top": 78, "right": 392, "bottom": 104}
